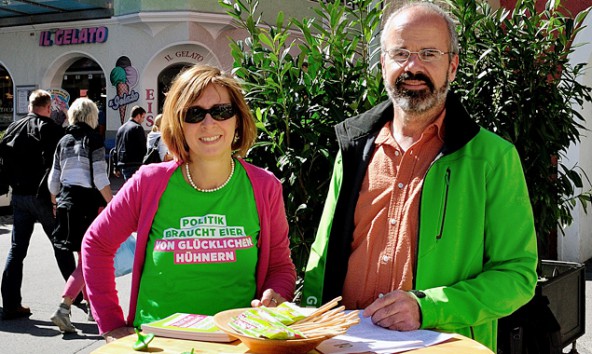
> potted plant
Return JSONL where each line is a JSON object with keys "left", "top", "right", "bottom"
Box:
{"left": 219, "top": 0, "right": 386, "bottom": 279}
{"left": 221, "top": 0, "right": 590, "bottom": 350}
{"left": 446, "top": 0, "right": 591, "bottom": 352}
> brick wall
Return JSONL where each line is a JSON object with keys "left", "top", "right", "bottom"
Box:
{"left": 500, "top": 0, "right": 592, "bottom": 15}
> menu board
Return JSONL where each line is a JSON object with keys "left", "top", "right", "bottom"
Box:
{"left": 16, "top": 85, "right": 36, "bottom": 115}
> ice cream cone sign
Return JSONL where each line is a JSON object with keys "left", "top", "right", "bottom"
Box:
{"left": 108, "top": 56, "right": 140, "bottom": 125}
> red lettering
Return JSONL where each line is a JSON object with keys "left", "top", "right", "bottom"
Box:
{"left": 62, "top": 29, "right": 72, "bottom": 45}
{"left": 39, "top": 31, "right": 52, "bottom": 46}
{"left": 145, "top": 115, "right": 154, "bottom": 127}
{"left": 55, "top": 29, "right": 63, "bottom": 45}
{"left": 40, "top": 26, "right": 107, "bottom": 46}
{"left": 88, "top": 27, "right": 97, "bottom": 42}
{"left": 71, "top": 29, "right": 79, "bottom": 44}
{"left": 78, "top": 28, "right": 88, "bottom": 43}
{"left": 145, "top": 89, "right": 155, "bottom": 101}
{"left": 96, "top": 27, "right": 108, "bottom": 43}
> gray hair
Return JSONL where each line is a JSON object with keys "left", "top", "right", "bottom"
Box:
{"left": 381, "top": 2, "right": 459, "bottom": 55}
{"left": 68, "top": 97, "right": 99, "bottom": 129}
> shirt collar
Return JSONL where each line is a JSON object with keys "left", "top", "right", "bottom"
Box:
{"left": 375, "top": 108, "right": 446, "bottom": 147}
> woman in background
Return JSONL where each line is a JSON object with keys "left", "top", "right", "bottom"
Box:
{"left": 82, "top": 64, "right": 296, "bottom": 342}
{"left": 146, "top": 113, "right": 172, "bottom": 162}
{"left": 48, "top": 97, "right": 113, "bottom": 333}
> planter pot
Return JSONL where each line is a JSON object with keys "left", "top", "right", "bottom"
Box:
{"left": 537, "top": 260, "right": 586, "bottom": 348}
{"left": 498, "top": 260, "right": 586, "bottom": 354}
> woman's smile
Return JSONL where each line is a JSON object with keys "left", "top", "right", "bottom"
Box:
{"left": 200, "top": 135, "right": 222, "bottom": 143}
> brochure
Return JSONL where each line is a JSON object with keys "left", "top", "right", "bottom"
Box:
{"left": 141, "top": 313, "right": 235, "bottom": 342}
{"left": 317, "top": 313, "right": 454, "bottom": 353}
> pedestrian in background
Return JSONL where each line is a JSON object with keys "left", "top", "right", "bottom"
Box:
{"left": 146, "top": 114, "right": 171, "bottom": 162}
{"left": 0, "top": 89, "right": 76, "bottom": 320}
{"left": 48, "top": 97, "right": 112, "bottom": 333}
{"left": 114, "top": 105, "right": 146, "bottom": 180}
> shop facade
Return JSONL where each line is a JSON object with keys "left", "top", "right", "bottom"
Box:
{"left": 0, "top": 13, "right": 245, "bottom": 148}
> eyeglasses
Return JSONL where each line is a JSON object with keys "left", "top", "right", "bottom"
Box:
{"left": 384, "top": 48, "right": 453, "bottom": 63}
{"left": 184, "top": 103, "right": 236, "bottom": 124}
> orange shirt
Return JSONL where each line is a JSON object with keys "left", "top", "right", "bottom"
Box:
{"left": 342, "top": 111, "right": 446, "bottom": 309}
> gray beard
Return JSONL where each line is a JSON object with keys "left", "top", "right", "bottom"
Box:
{"left": 387, "top": 78, "right": 449, "bottom": 114}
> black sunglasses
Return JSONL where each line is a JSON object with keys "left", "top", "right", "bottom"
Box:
{"left": 184, "top": 103, "right": 236, "bottom": 124}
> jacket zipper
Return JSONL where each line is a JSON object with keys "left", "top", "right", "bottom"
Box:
{"left": 436, "top": 168, "right": 451, "bottom": 239}
{"left": 413, "top": 154, "right": 444, "bottom": 287}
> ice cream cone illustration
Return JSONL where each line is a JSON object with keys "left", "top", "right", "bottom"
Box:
{"left": 109, "top": 56, "right": 138, "bottom": 125}
{"left": 110, "top": 66, "right": 128, "bottom": 125}
{"left": 116, "top": 82, "right": 129, "bottom": 124}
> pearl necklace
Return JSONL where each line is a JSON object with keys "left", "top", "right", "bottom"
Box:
{"left": 185, "top": 159, "right": 235, "bottom": 193}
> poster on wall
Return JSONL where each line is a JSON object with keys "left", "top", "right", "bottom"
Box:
{"left": 108, "top": 56, "right": 139, "bottom": 125}
{"left": 16, "top": 85, "right": 37, "bottom": 115}
{"left": 47, "top": 88, "right": 70, "bottom": 128}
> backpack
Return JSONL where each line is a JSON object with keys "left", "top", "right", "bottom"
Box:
{"left": 498, "top": 295, "right": 562, "bottom": 354}
{"left": 142, "top": 136, "right": 162, "bottom": 165}
{"left": 0, "top": 117, "right": 31, "bottom": 195}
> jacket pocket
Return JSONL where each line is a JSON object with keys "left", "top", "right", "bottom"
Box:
{"left": 436, "top": 168, "right": 451, "bottom": 239}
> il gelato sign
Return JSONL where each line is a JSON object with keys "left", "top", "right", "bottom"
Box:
{"left": 39, "top": 26, "right": 108, "bottom": 46}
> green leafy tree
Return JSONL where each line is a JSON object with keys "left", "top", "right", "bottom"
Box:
{"left": 447, "top": 0, "right": 592, "bottom": 260}
{"left": 220, "top": 0, "right": 592, "bottom": 285}
{"left": 219, "top": 0, "right": 386, "bottom": 277}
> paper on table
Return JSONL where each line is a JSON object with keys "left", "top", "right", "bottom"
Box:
{"left": 316, "top": 312, "right": 454, "bottom": 354}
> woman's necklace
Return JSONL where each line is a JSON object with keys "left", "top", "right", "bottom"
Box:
{"left": 185, "top": 159, "right": 235, "bottom": 193}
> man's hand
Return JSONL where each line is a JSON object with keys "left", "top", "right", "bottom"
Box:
{"left": 362, "top": 290, "right": 421, "bottom": 331}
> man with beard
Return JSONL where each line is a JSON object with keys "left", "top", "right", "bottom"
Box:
{"left": 302, "top": 3, "right": 537, "bottom": 352}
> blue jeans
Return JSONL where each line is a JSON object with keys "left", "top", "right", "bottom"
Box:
{"left": 1, "top": 194, "right": 76, "bottom": 308}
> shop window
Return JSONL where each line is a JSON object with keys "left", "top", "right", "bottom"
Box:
{"left": 62, "top": 58, "right": 106, "bottom": 106}
{"left": 0, "top": 66, "right": 14, "bottom": 129}
{"left": 61, "top": 58, "right": 107, "bottom": 140}
{"left": 158, "top": 63, "right": 191, "bottom": 114}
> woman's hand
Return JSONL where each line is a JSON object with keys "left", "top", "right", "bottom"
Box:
{"left": 251, "top": 288, "right": 286, "bottom": 308}
{"left": 103, "top": 326, "right": 136, "bottom": 343}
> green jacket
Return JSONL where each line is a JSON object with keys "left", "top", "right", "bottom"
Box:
{"left": 302, "top": 93, "right": 538, "bottom": 351}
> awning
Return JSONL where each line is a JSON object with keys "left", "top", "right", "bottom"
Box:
{"left": 0, "top": 0, "right": 113, "bottom": 28}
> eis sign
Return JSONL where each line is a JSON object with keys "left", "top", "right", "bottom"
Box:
{"left": 39, "top": 26, "right": 108, "bottom": 47}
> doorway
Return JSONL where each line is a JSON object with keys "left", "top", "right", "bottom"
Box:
{"left": 157, "top": 63, "right": 191, "bottom": 114}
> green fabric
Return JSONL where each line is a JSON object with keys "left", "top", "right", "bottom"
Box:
{"left": 134, "top": 162, "right": 259, "bottom": 327}
{"left": 301, "top": 151, "right": 343, "bottom": 307}
{"left": 303, "top": 129, "right": 538, "bottom": 351}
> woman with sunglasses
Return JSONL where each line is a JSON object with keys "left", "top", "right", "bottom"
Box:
{"left": 82, "top": 65, "right": 296, "bottom": 342}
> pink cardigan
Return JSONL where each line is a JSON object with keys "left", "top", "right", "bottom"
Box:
{"left": 82, "top": 159, "right": 296, "bottom": 335}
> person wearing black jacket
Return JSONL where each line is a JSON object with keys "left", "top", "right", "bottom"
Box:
{"left": 114, "top": 105, "right": 147, "bottom": 180}
{"left": 0, "top": 89, "right": 76, "bottom": 320}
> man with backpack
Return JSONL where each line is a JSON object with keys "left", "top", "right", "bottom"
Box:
{"left": 0, "top": 89, "right": 76, "bottom": 320}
